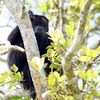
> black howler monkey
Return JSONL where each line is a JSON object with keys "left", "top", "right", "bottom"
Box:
{"left": 7, "top": 10, "right": 51, "bottom": 99}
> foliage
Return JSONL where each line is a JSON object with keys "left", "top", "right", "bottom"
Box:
{"left": 11, "top": 97, "right": 31, "bottom": 100}
{"left": 29, "top": 29, "right": 100, "bottom": 100}
{"left": 0, "top": 64, "right": 32, "bottom": 100}
{"left": 0, "top": 0, "right": 100, "bottom": 99}
{"left": 34, "top": 0, "right": 100, "bottom": 99}
{"left": 0, "top": 64, "right": 22, "bottom": 89}
{"left": 79, "top": 46, "right": 100, "bottom": 62}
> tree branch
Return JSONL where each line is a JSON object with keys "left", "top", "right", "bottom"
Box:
{"left": 3, "top": 0, "right": 49, "bottom": 99}
{"left": 62, "top": 0, "right": 92, "bottom": 72}
{"left": 62, "top": 0, "right": 93, "bottom": 100}
{"left": 0, "top": 83, "right": 30, "bottom": 100}
{"left": 0, "top": 41, "right": 25, "bottom": 55}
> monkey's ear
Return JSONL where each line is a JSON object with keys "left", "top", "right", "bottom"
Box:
{"left": 28, "top": 10, "right": 35, "bottom": 19}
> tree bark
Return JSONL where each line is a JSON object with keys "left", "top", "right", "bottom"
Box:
{"left": 3, "top": 0, "right": 50, "bottom": 99}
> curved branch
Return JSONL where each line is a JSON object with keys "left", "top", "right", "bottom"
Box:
{"left": 62, "top": 0, "right": 93, "bottom": 100}
{"left": 62, "top": 0, "right": 93, "bottom": 72}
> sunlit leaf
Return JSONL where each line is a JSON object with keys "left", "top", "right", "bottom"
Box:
{"left": 0, "top": 77, "right": 6, "bottom": 84}
{"left": 85, "top": 94, "right": 93, "bottom": 100}
{"left": 79, "top": 56, "right": 91, "bottom": 62}
{"left": 11, "top": 64, "right": 18, "bottom": 73}
{"left": 28, "top": 60, "right": 38, "bottom": 71}
{"left": 53, "top": 71, "right": 60, "bottom": 78}
{"left": 39, "top": 4, "right": 48, "bottom": 12}
{"left": 28, "top": 57, "right": 45, "bottom": 72}
{"left": 79, "top": 0, "right": 85, "bottom": 8}
{"left": 58, "top": 75, "right": 66, "bottom": 82}
{"left": 92, "top": 68, "right": 98, "bottom": 79}
{"left": 78, "top": 70, "right": 86, "bottom": 81}
{"left": 11, "top": 97, "right": 22, "bottom": 100}
{"left": 69, "top": 21, "right": 74, "bottom": 29}
{"left": 87, "top": 50, "right": 98, "bottom": 58}
{"left": 86, "top": 70, "right": 92, "bottom": 81}
{"left": 66, "top": 25, "right": 75, "bottom": 36}
{"left": 15, "top": 72, "right": 22, "bottom": 81}
{"left": 48, "top": 73, "right": 56, "bottom": 86}
{"left": 82, "top": 46, "right": 89, "bottom": 53}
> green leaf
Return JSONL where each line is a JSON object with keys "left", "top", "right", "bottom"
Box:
{"left": 87, "top": 50, "right": 98, "bottom": 58}
{"left": 64, "top": 39, "right": 73, "bottom": 48}
{"left": 85, "top": 94, "right": 93, "bottom": 100}
{"left": 23, "top": 97, "right": 31, "bottom": 100}
{"left": 66, "top": 25, "right": 75, "bottom": 36}
{"left": 29, "top": 57, "right": 45, "bottom": 73}
{"left": 9, "top": 82, "right": 15, "bottom": 89}
{"left": 11, "top": 97, "right": 31, "bottom": 100}
{"left": 48, "top": 73, "right": 56, "bottom": 86}
{"left": 86, "top": 70, "right": 92, "bottom": 81}
{"left": 53, "top": 71, "right": 60, "bottom": 79}
{"left": 91, "top": 90, "right": 100, "bottom": 96}
{"left": 84, "top": 68, "right": 98, "bottom": 81}
{"left": 47, "top": 49, "right": 55, "bottom": 57}
{"left": 28, "top": 60, "right": 38, "bottom": 71}
{"left": 78, "top": 70, "right": 87, "bottom": 81}
{"left": 82, "top": 46, "right": 89, "bottom": 53}
{"left": 15, "top": 72, "right": 22, "bottom": 81}
{"left": 69, "top": 21, "right": 74, "bottom": 29}
{"left": 11, "top": 64, "right": 18, "bottom": 73}
{"left": 39, "top": 4, "right": 48, "bottom": 12}
{"left": 0, "top": 77, "right": 6, "bottom": 84}
{"left": 58, "top": 75, "right": 66, "bottom": 82}
{"left": 79, "top": 56, "right": 91, "bottom": 62}
{"left": 11, "top": 97, "right": 22, "bottom": 100}
{"left": 92, "top": 68, "right": 98, "bottom": 79}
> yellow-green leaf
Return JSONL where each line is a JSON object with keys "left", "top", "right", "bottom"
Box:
{"left": 48, "top": 73, "right": 56, "bottom": 86}
{"left": 28, "top": 59, "right": 39, "bottom": 71}
{"left": 86, "top": 70, "right": 92, "bottom": 81}
{"left": 39, "top": 4, "right": 47, "bottom": 12}
{"left": 58, "top": 75, "right": 66, "bottom": 82}
{"left": 85, "top": 94, "right": 93, "bottom": 100}
{"left": 79, "top": 56, "right": 91, "bottom": 62}
{"left": 16, "top": 72, "right": 22, "bottom": 81}
{"left": 29, "top": 57, "right": 45, "bottom": 72}
{"left": 69, "top": 21, "right": 74, "bottom": 29}
{"left": 78, "top": 70, "right": 86, "bottom": 81}
{"left": 87, "top": 50, "right": 98, "bottom": 58}
{"left": 66, "top": 25, "right": 75, "bottom": 36}
{"left": 92, "top": 68, "right": 98, "bottom": 79}
{"left": 53, "top": 71, "right": 60, "bottom": 78}
{"left": 11, "top": 64, "right": 18, "bottom": 72}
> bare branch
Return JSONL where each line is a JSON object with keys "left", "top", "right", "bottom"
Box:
{"left": 0, "top": 41, "right": 25, "bottom": 55}
{"left": 90, "top": 40, "right": 100, "bottom": 49}
{"left": 52, "top": 0, "right": 58, "bottom": 8}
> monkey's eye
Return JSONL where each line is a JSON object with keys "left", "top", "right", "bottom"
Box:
{"left": 42, "top": 24, "right": 46, "bottom": 27}
{"left": 34, "top": 24, "right": 38, "bottom": 26}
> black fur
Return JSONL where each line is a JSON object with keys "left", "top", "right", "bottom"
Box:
{"left": 7, "top": 10, "right": 51, "bottom": 99}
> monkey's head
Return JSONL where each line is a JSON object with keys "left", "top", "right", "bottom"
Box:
{"left": 28, "top": 10, "right": 49, "bottom": 38}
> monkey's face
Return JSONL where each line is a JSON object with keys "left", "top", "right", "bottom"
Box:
{"left": 32, "top": 15, "right": 48, "bottom": 38}
{"left": 28, "top": 10, "right": 49, "bottom": 39}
